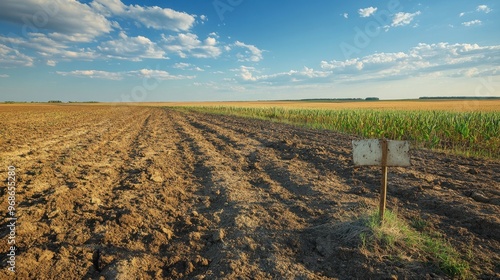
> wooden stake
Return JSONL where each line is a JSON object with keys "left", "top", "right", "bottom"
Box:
{"left": 379, "top": 139, "right": 388, "bottom": 224}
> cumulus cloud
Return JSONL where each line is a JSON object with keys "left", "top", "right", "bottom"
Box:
{"left": 91, "top": 0, "right": 127, "bottom": 15}
{"left": 173, "top": 62, "right": 204, "bottom": 71}
{"left": 476, "top": 5, "right": 492, "bottom": 13}
{"left": 234, "top": 41, "right": 263, "bottom": 62}
{"left": 237, "top": 66, "right": 331, "bottom": 84}
{"left": 343, "top": 13, "right": 349, "bottom": 19}
{"left": 90, "top": 0, "right": 195, "bottom": 31}
{"left": 126, "top": 5, "right": 195, "bottom": 31}
{"left": 320, "top": 42, "right": 500, "bottom": 82}
{"left": 391, "top": 11, "right": 421, "bottom": 27}
{"left": 0, "top": 0, "right": 113, "bottom": 42}
{"left": 128, "top": 69, "right": 194, "bottom": 80}
{"left": 56, "top": 70, "right": 123, "bottom": 80}
{"left": 7, "top": 33, "right": 65, "bottom": 55}
{"left": 0, "top": 0, "right": 200, "bottom": 65}
{"left": 239, "top": 66, "right": 256, "bottom": 81}
{"left": 358, "top": 7, "right": 377, "bottom": 18}
{"left": 162, "top": 33, "right": 221, "bottom": 58}
{"left": 0, "top": 0, "right": 226, "bottom": 66}
{"left": 56, "top": 69, "right": 194, "bottom": 80}
{"left": 0, "top": 33, "right": 97, "bottom": 63}
{"left": 98, "top": 32, "right": 166, "bottom": 61}
{"left": 462, "top": 20, "right": 482, "bottom": 27}
{"left": 0, "top": 43, "right": 34, "bottom": 68}
{"left": 173, "top": 62, "right": 190, "bottom": 69}
{"left": 458, "top": 5, "right": 492, "bottom": 19}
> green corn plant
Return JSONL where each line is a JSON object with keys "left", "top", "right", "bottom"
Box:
{"left": 183, "top": 106, "right": 500, "bottom": 159}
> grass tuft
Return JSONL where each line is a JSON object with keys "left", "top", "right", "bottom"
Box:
{"left": 330, "top": 209, "right": 470, "bottom": 278}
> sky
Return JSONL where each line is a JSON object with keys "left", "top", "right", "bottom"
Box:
{"left": 0, "top": 0, "right": 499, "bottom": 102}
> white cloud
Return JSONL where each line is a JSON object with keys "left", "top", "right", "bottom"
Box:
{"left": 91, "top": 0, "right": 127, "bottom": 15}
{"left": 56, "top": 70, "right": 123, "bottom": 80}
{"left": 238, "top": 66, "right": 331, "bottom": 84}
{"left": 2, "top": 29, "right": 173, "bottom": 65}
{"left": 191, "top": 81, "right": 246, "bottom": 93}
{"left": 458, "top": 5, "right": 492, "bottom": 19}
{"left": 205, "top": 37, "right": 217, "bottom": 46}
{"left": 239, "top": 66, "right": 257, "bottom": 81}
{"left": 0, "top": 0, "right": 113, "bottom": 42}
{"left": 90, "top": 0, "right": 196, "bottom": 31}
{"left": 11, "top": 33, "right": 67, "bottom": 55}
{"left": 56, "top": 69, "right": 194, "bottom": 80}
{"left": 126, "top": 5, "right": 195, "bottom": 31}
{"left": 0, "top": 0, "right": 229, "bottom": 67}
{"left": 208, "top": 32, "right": 219, "bottom": 38}
{"left": 320, "top": 43, "right": 500, "bottom": 82}
{"left": 128, "top": 69, "right": 194, "bottom": 80}
{"left": 0, "top": 74, "right": 9, "bottom": 78}
{"left": 162, "top": 33, "right": 221, "bottom": 58}
{"left": 358, "top": 7, "right": 377, "bottom": 18}
{"left": 234, "top": 41, "right": 263, "bottom": 62}
{"left": 343, "top": 13, "right": 349, "bottom": 19}
{"left": 173, "top": 62, "right": 204, "bottom": 71}
{"left": 173, "top": 62, "right": 191, "bottom": 69}
{"left": 0, "top": 43, "right": 34, "bottom": 68}
{"left": 476, "top": 5, "right": 492, "bottom": 13}
{"left": 462, "top": 20, "right": 482, "bottom": 27}
{"left": 449, "top": 67, "right": 500, "bottom": 78}
{"left": 98, "top": 32, "right": 166, "bottom": 61}
{"left": 391, "top": 11, "right": 421, "bottom": 27}
{"left": 21, "top": 33, "right": 97, "bottom": 60}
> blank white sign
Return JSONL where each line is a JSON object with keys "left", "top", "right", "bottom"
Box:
{"left": 352, "top": 139, "right": 411, "bottom": 167}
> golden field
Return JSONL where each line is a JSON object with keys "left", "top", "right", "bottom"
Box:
{"left": 145, "top": 99, "right": 500, "bottom": 112}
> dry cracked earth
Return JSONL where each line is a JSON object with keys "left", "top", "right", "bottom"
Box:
{"left": 0, "top": 105, "right": 499, "bottom": 279}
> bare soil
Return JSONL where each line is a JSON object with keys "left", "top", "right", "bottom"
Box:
{"left": 0, "top": 105, "right": 499, "bottom": 279}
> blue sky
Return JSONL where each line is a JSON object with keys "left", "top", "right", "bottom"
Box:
{"left": 0, "top": 0, "right": 499, "bottom": 102}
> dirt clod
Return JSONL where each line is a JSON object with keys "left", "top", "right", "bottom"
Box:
{"left": 471, "top": 191, "right": 490, "bottom": 203}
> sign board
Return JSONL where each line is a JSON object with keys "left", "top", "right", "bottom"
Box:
{"left": 352, "top": 139, "right": 410, "bottom": 167}
{"left": 352, "top": 139, "right": 411, "bottom": 223}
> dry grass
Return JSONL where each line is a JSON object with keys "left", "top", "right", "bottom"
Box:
{"left": 327, "top": 209, "right": 471, "bottom": 279}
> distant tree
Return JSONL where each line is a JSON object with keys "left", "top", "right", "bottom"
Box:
{"left": 419, "top": 96, "right": 500, "bottom": 100}
{"left": 365, "top": 97, "right": 380, "bottom": 101}
{"left": 68, "top": 101, "right": 99, "bottom": 103}
{"left": 48, "top": 100, "right": 63, "bottom": 103}
{"left": 298, "top": 98, "right": 364, "bottom": 102}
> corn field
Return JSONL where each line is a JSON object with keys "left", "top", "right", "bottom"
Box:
{"left": 185, "top": 106, "right": 500, "bottom": 159}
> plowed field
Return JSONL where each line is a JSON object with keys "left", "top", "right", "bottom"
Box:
{"left": 1, "top": 105, "right": 499, "bottom": 279}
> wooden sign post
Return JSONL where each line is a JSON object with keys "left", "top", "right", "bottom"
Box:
{"left": 380, "top": 139, "right": 388, "bottom": 223}
{"left": 352, "top": 139, "right": 410, "bottom": 223}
